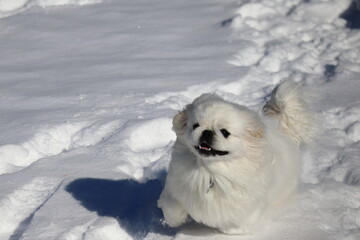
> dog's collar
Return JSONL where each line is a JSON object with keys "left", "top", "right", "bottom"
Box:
{"left": 196, "top": 157, "right": 215, "bottom": 194}
{"left": 206, "top": 177, "right": 215, "bottom": 193}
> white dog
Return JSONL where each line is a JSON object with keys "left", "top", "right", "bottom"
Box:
{"left": 158, "top": 80, "right": 316, "bottom": 234}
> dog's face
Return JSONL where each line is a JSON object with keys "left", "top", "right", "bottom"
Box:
{"left": 173, "top": 94, "right": 264, "bottom": 162}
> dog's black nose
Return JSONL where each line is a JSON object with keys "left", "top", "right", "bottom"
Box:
{"left": 200, "top": 130, "right": 214, "bottom": 144}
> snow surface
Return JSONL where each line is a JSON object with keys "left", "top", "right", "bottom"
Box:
{"left": 0, "top": 0, "right": 360, "bottom": 239}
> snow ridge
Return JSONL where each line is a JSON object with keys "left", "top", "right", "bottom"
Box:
{"left": 0, "top": 120, "right": 122, "bottom": 175}
{"left": 0, "top": 177, "right": 62, "bottom": 240}
{"left": 0, "top": 0, "right": 102, "bottom": 19}
{"left": 101, "top": 118, "right": 175, "bottom": 181}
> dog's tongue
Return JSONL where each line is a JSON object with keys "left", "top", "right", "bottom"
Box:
{"left": 199, "top": 143, "right": 212, "bottom": 151}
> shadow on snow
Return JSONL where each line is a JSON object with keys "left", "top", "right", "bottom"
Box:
{"left": 66, "top": 178, "right": 177, "bottom": 239}
{"left": 340, "top": 0, "right": 360, "bottom": 29}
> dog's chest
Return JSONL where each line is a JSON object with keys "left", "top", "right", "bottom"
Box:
{"left": 176, "top": 166, "right": 236, "bottom": 202}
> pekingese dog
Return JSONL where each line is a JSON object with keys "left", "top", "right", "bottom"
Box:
{"left": 158, "top": 80, "right": 316, "bottom": 234}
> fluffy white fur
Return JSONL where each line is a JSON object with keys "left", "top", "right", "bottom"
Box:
{"left": 158, "top": 80, "right": 316, "bottom": 234}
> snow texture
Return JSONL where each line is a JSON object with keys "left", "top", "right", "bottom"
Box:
{"left": 0, "top": 0, "right": 101, "bottom": 19}
{"left": 0, "top": 0, "right": 360, "bottom": 239}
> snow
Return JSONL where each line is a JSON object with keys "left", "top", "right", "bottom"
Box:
{"left": 0, "top": 177, "right": 62, "bottom": 240}
{"left": 0, "top": 0, "right": 359, "bottom": 240}
{"left": 0, "top": 0, "right": 101, "bottom": 18}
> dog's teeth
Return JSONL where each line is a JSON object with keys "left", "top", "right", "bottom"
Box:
{"left": 199, "top": 146, "right": 211, "bottom": 151}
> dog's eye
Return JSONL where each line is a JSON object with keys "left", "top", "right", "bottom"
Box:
{"left": 193, "top": 123, "right": 200, "bottom": 130}
{"left": 221, "top": 129, "right": 230, "bottom": 138}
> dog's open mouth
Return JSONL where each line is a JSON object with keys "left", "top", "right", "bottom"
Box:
{"left": 195, "top": 142, "right": 229, "bottom": 156}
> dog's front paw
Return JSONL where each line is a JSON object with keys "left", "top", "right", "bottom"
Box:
{"left": 158, "top": 193, "right": 188, "bottom": 227}
{"left": 161, "top": 205, "right": 188, "bottom": 227}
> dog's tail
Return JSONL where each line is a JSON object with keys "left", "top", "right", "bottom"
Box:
{"left": 262, "top": 80, "right": 317, "bottom": 145}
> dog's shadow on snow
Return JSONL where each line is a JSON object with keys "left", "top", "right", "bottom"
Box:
{"left": 66, "top": 176, "right": 177, "bottom": 239}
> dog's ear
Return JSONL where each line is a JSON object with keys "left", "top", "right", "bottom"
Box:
{"left": 172, "top": 109, "right": 188, "bottom": 135}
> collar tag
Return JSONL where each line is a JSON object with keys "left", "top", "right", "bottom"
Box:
{"left": 206, "top": 177, "right": 214, "bottom": 193}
